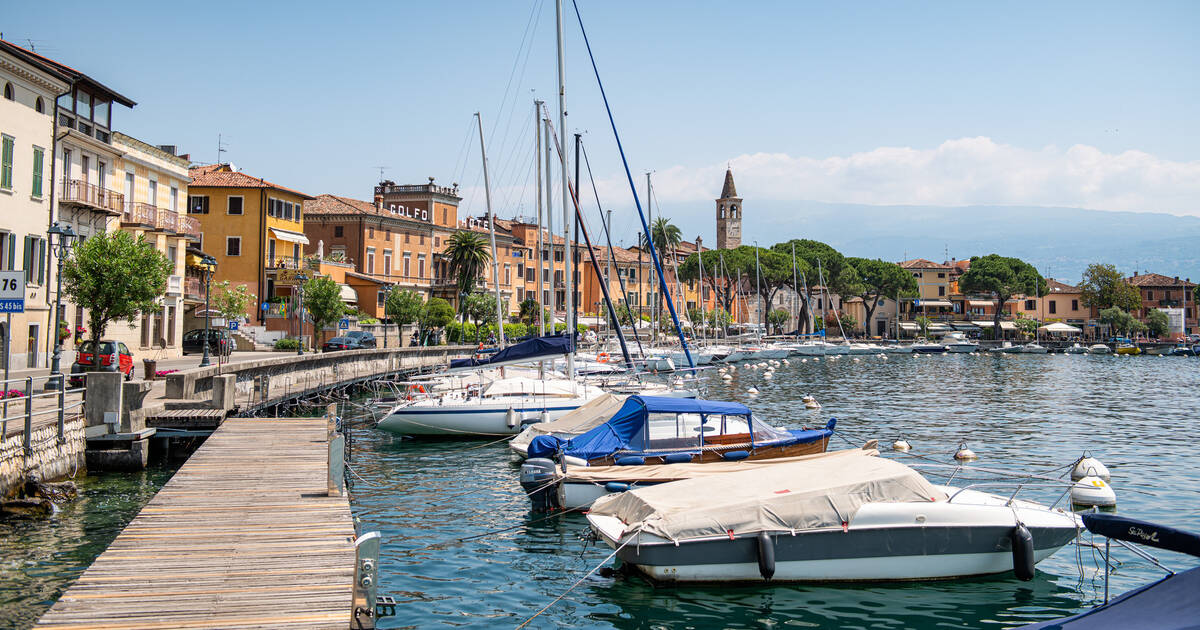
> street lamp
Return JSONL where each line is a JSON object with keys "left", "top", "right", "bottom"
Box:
{"left": 47, "top": 222, "right": 77, "bottom": 386}
{"left": 295, "top": 272, "right": 308, "bottom": 355}
{"left": 198, "top": 254, "right": 217, "bottom": 367}
{"left": 382, "top": 283, "right": 394, "bottom": 348}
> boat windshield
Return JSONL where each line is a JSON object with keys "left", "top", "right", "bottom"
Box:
{"left": 637, "top": 412, "right": 793, "bottom": 451}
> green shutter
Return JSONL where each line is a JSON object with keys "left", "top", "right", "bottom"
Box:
{"left": 31, "top": 147, "right": 43, "bottom": 197}
{"left": 5, "top": 234, "right": 13, "bottom": 271}
{"left": 0, "top": 136, "right": 13, "bottom": 190}
{"left": 37, "top": 238, "right": 45, "bottom": 285}
{"left": 22, "top": 236, "right": 31, "bottom": 282}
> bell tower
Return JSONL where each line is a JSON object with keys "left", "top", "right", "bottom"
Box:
{"left": 715, "top": 167, "right": 742, "bottom": 250}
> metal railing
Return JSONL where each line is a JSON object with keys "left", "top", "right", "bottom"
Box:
{"left": 178, "top": 215, "right": 201, "bottom": 240}
{"left": 61, "top": 179, "right": 124, "bottom": 214}
{"left": 185, "top": 276, "right": 204, "bottom": 300}
{"left": 155, "top": 208, "right": 179, "bottom": 233}
{"left": 0, "top": 375, "right": 85, "bottom": 450}
{"left": 122, "top": 202, "right": 157, "bottom": 227}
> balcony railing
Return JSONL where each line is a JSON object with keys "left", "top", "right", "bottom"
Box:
{"left": 268, "top": 258, "right": 304, "bottom": 270}
{"left": 178, "top": 215, "right": 201, "bottom": 241}
{"left": 61, "top": 179, "right": 124, "bottom": 215}
{"left": 155, "top": 208, "right": 179, "bottom": 233}
{"left": 184, "top": 276, "right": 203, "bottom": 301}
{"left": 121, "top": 202, "right": 157, "bottom": 227}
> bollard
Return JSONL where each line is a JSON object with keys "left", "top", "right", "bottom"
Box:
{"left": 352, "top": 531, "right": 382, "bottom": 629}
{"left": 23, "top": 376, "right": 33, "bottom": 453}
{"left": 56, "top": 375, "right": 65, "bottom": 442}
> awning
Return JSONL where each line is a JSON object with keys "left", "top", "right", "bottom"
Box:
{"left": 918, "top": 300, "right": 953, "bottom": 308}
{"left": 968, "top": 300, "right": 994, "bottom": 307}
{"left": 270, "top": 228, "right": 310, "bottom": 245}
{"left": 928, "top": 323, "right": 952, "bottom": 331}
{"left": 339, "top": 284, "right": 357, "bottom": 303}
{"left": 1039, "top": 322, "right": 1082, "bottom": 334}
{"left": 999, "top": 321, "right": 1017, "bottom": 331}
{"left": 952, "top": 322, "right": 981, "bottom": 331}
{"left": 899, "top": 322, "right": 919, "bottom": 331}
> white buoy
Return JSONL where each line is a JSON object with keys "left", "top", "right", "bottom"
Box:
{"left": 852, "top": 357, "right": 860, "bottom": 362}
{"left": 1071, "top": 455, "right": 1111, "bottom": 482}
{"left": 747, "top": 386, "right": 759, "bottom": 395}
{"left": 892, "top": 437, "right": 912, "bottom": 451}
{"left": 802, "top": 394, "right": 815, "bottom": 403}
{"left": 801, "top": 358, "right": 808, "bottom": 363}
{"left": 1071, "top": 476, "right": 1117, "bottom": 507}
{"left": 506, "top": 407, "right": 518, "bottom": 429}
{"left": 813, "top": 357, "right": 820, "bottom": 362}
{"left": 782, "top": 359, "right": 790, "bottom": 365}
{"left": 722, "top": 374, "right": 732, "bottom": 381}
{"left": 805, "top": 400, "right": 821, "bottom": 409}
{"left": 954, "top": 441, "right": 978, "bottom": 461}
{"left": 763, "top": 372, "right": 773, "bottom": 379}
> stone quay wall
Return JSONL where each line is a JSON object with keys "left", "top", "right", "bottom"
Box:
{"left": 0, "top": 416, "right": 86, "bottom": 498}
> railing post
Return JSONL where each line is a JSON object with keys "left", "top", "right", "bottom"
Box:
{"left": 56, "top": 375, "right": 65, "bottom": 442}
{"left": 24, "top": 376, "right": 34, "bottom": 453}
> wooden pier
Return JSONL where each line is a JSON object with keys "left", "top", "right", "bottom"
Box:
{"left": 36, "top": 418, "right": 359, "bottom": 630}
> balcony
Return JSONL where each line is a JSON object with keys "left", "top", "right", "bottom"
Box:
{"left": 155, "top": 208, "right": 179, "bottom": 233}
{"left": 268, "top": 258, "right": 304, "bottom": 271}
{"left": 61, "top": 179, "right": 124, "bottom": 216}
{"left": 178, "top": 215, "right": 201, "bottom": 242}
{"left": 166, "top": 275, "right": 183, "bottom": 296}
{"left": 184, "top": 276, "right": 204, "bottom": 302}
{"left": 121, "top": 202, "right": 157, "bottom": 228}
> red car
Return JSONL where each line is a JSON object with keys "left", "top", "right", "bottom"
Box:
{"left": 69, "top": 340, "right": 134, "bottom": 386}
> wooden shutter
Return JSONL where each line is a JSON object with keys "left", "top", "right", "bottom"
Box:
{"left": 22, "top": 236, "right": 31, "bottom": 282}
{"left": 37, "top": 238, "right": 46, "bottom": 285}
{"left": 6, "top": 233, "right": 13, "bottom": 270}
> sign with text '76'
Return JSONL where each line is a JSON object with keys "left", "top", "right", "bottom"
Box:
{"left": 0, "top": 271, "right": 25, "bottom": 313}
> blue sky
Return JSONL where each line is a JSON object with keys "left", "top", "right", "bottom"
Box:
{"left": 4, "top": 1, "right": 1197, "bottom": 247}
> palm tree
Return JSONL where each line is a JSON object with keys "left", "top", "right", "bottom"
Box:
{"left": 446, "top": 231, "right": 492, "bottom": 340}
{"left": 638, "top": 217, "right": 683, "bottom": 257}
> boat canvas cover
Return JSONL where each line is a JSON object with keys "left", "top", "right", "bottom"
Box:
{"left": 1018, "top": 567, "right": 1200, "bottom": 629}
{"left": 481, "top": 377, "right": 591, "bottom": 398}
{"left": 448, "top": 335, "right": 574, "bottom": 370}
{"left": 555, "top": 396, "right": 756, "bottom": 461}
{"left": 563, "top": 448, "right": 875, "bottom": 484}
{"left": 511, "top": 393, "right": 627, "bottom": 447}
{"left": 589, "top": 456, "right": 947, "bottom": 541}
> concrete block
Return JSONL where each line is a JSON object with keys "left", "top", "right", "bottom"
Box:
{"left": 121, "top": 381, "right": 152, "bottom": 433}
{"left": 211, "top": 374, "right": 235, "bottom": 411}
{"left": 85, "top": 372, "right": 123, "bottom": 430}
{"left": 86, "top": 437, "right": 149, "bottom": 472}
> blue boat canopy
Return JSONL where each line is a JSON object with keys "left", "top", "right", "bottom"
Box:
{"left": 449, "top": 335, "right": 574, "bottom": 370}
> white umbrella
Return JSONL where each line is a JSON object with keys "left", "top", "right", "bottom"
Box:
{"left": 1038, "top": 322, "right": 1082, "bottom": 335}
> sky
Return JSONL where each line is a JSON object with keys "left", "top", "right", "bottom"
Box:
{"left": 3, "top": 0, "right": 1198, "bottom": 249}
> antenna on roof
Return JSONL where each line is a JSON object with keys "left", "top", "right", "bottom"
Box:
{"left": 373, "top": 166, "right": 388, "bottom": 182}
{"left": 217, "top": 133, "right": 228, "bottom": 165}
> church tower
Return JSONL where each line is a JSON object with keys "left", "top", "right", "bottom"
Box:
{"left": 715, "top": 167, "right": 742, "bottom": 250}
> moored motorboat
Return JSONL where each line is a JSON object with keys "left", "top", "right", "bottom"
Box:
{"left": 991, "top": 342, "right": 1024, "bottom": 353}
{"left": 587, "top": 456, "right": 1080, "bottom": 583}
{"left": 911, "top": 341, "right": 949, "bottom": 354}
{"left": 1020, "top": 342, "right": 1049, "bottom": 354}
{"left": 1115, "top": 342, "right": 1141, "bottom": 355}
{"left": 1089, "top": 343, "right": 1112, "bottom": 354}
{"left": 1063, "top": 343, "right": 1089, "bottom": 354}
{"left": 943, "top": 332, "right": 979, "bottom": 353}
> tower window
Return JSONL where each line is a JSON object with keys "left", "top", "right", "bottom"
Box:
{"left": 35, "top": 97, "right": 44, "bottom": 113}
{"left": 3, "top": 83, "right": 12, "bottom": 101}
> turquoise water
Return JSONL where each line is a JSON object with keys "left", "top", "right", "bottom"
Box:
{"left": 2, "top": 353, "right": 1198, "bottom": 628}
{"left": 346, "top": 353, "right": 1200, "bottom": 629}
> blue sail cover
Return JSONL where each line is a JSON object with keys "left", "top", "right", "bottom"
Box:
{"left": 556, "top": 395, "right": 752, "bottom": 461}
{"left": 1018, "top": 566, "right": 1200, "bottom": 629}
{"left": 449, "top": 335, "right": 574, "bottom": 370}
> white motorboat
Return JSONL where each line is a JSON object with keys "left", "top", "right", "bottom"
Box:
{"left": 990, "top": 342, "right": 1024, "bottom": 354}
{"left": 881, "top": 344, "right": 913, "bottom": 354}
{"left": 1063, "top": 343, "right": 1089, "bottom": 354}
{"left": 791, "top": 341, "right": 834, "bottom": 356}
{"left": 376, "top": 377, "right": 605, "bottom": 437}
{"left": 709, "top": 346, "right": 748, "bottom": 363}
{"left": 910, "top": 341, "right": 949, "bottom": 354}
{"left": 745, "top": 346, "right": 790, "bottom": 360}
{"left": 666, "top": 349, "right": 713, "bottom": 367}
{"left": 1020, "top": 343, "right": 1050, "bottom": 354}
{"left": 845, "top": 343, "right": 879, "bottom": 355}
{"left": 635, "top": 355, "right": 676, "bottom": 372}
{"left": 943, "top": 332, "right": 979, "bottom": 353}
{"left": 588, "top": 456, "right": 1080, "bottom": 583}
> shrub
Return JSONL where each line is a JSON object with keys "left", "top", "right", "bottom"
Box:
{"left": 274, "top": 338, "right": 301, "bottom": 350}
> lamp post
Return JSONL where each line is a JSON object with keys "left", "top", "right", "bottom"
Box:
{"left": 47, "top": 222, "right": 77, "bottom": 386}
{"left": 198, "top": 254, "right": 217, "bottom": 367}
{"left": 295, "top": 272, "right": 308, "bottom": 355}
{"left": 382, "top": 283, "right": 394, "bottom": 348}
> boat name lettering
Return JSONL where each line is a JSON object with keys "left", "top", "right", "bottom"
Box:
{"left": 1127, "top": 527, "right": 1160, "bottom": 543}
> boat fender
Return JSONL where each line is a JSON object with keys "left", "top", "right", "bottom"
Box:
{"left": 519, "top": 458, "right": 561, "bottom": 513}
{"left": 616, "top": 456, "right": 646, "bottom": 466}
{"left": 1070, "top": 454, "right": 1111, "bottom": 482}
{"left": 604, "top": 482, "right": 630, "bottom": 493}
{"left": 723, "top": 450, "right": 750, "bottom": 461}
{"left": 1009, "top": 523, "right": 1035, "bottom": 581}
{"left": 757, "top": 532, "right": 776, "bottom": 580}
{"left": 664, "top": 453, "right": 693, "bottom": 464}
{"left": 1071, "top": 476, "right": 1117, "bottom": 507}
{"left": 506, "top": 407, "right": 518, "bottom": 429}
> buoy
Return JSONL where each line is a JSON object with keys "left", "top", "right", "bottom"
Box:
{"left": 801, "top": 394, "right": 815, "bottom": 403}
{"left": 1071, "top": 455, "right": 1110, "bottom": 482}
{"left": 763, "top": 372, "right": 773, "bottom": 379}
{"left": 782, "top": 359, "right": 789, "bottom": 365}
{"left": 805, "top": 400, "right": 820, "bottom": 409}
{"left": 893, "top": 437, "right": 912, "bottom": 451}
{"left": 852, "top": 357, "right": 860, "bottom": 362}
{"left": 813, "top": 357, "right": 820, "bottom": 362}
{"left": 757, "top": 531, "right": 776, "bottom": 580}
{"left": 1009, "top": 523, "right": 1035, "bottom": 581}
{"left": 954, "top": 441, "right": 978, "bottom": 461}
{"left": 801, "top": 358, "right": 808, "bottom": 363}
{"left": 747, "top": 387, "right": 759, "bottom": 395}
{"left": 722, "top": 374, "right": 733, "bottom": 381}
{"left": 1071, "top": 476, "right": 1117, "bottom": 507}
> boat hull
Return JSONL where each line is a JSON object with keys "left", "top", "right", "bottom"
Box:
{"left": 945, "top": 344, "right": 978, "bottom": 353}
{"left": 376, "top": 401, "right": 586, "bottom": 436}
{"left": 587, "top": 435, "right": 829, "bottom": 467}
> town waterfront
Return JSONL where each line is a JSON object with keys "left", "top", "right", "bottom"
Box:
{"left": 2, "top": 352, "right": 1198, "bottom": 628}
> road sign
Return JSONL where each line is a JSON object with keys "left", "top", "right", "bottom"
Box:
{"left": 339, "top": 318, "right": 350, "bottom": 330}
{"left": 0, "top": 271, "right": 25, "bottom": 313}
{"left": 228, "top": 320, "right": 240, "bottom": 331}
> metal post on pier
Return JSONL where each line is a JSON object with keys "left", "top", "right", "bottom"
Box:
{"left": 56, "top": 375, "right": 65, "bottom": 442}
{"left": 23, "top": 376, "right": 33, "bottom": 453}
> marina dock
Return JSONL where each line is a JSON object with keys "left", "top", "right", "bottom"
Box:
{"left": 35, "top": 417, "right": 359, "bottom": 630}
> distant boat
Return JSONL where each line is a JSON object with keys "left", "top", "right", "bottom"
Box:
{"left": 943, "top": 332, "right": 979, "bottom": 353}
{"left": 1115, "top": 342, "right": 1141, "bottom": 355}
{"left": 1020, "top": 342, "right": 1049, "bottom": 354}
{"left": 911, "top": 341, "right": 949, "bottom": 354}
{"left": 1063, "top": 343, "right": 1089, "bottom": 354}
{"left": 991, "top": 342, "right": 1024, "bottom": 354}
{"left": 1089, "top": 344, "right": 1112, "bottom": 355}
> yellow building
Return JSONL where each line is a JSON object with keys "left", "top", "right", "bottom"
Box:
{"left": 186, "top": 164, "right": 313, "bottom": 331}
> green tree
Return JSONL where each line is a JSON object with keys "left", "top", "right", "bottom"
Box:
{"left": 639, "top": 217, "right": 683, "bottom": 255}
{"left": 419, "top": 297, "right": 455, "bottom": 343}
{"left": 914, "top": 315, "right": 932, "bottom": 338}
{"left": 1099, "top": 307, "right": 1146, "bottom": 336}
{"left": 958, "top": 254, "right": 1046, "bottom": 338}
{"left": 837, "top": 312, "right": 858, "bottom": 336}
{"left": 1146, "top": 308, "right": 1169, "bottom": 338}
{"left": 302, "top": 276, "right": 343, "bottom": 348}
{"left": 445, "top": 230, "right": 492, "bottom": 321}
{"left": 385, "top": 289, "right": 423, "bottom": 326}
{"left": 845, "top": 258, "right": 917, "bottom": 334}
{"left": 517, "top": 298, "right": 542, "bottom": 327}
{"left": 464, "top": 292, "right": 499, "bottom": 342}
{"left": 771, "top": 239, "right": 847, "bottom": 334}
{"left": 61, "top": 231, "right": 173, "bottom": 352}
{"left": 210, "top": 281, "right": 255, "bottom": 321}
{"left": 679, "top": 250, "right": 739, "bottom": 315}
{"left": 707, "top": 308, "right": 732, "bottom": 330}
{"left": 1014, "top": 317, "right": 1039, "bottom": 339}
{"left": 767, "top": 308, "right": 790, "bottom": 334}
{"left": 1079, "top": 263, "right": 1142, "bottom": 312}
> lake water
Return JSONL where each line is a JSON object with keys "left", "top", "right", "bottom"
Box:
{"left": 3, "top": 352, "right": 1199, "bottom": 628}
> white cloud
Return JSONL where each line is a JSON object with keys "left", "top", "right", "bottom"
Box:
{"left": 626, "top": 137, "right": 1200, "bottom": 216}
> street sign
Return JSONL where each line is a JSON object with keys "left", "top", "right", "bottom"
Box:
{"left": 339, "top": 318, "right": 350, "bottom": 330}
{"left": 260, "top": 302, "right": 270, "bottom": 312}
{"left": 0, "top": 271, "right": 25, "bottom": 313}
{"left": 228, "top": 320, "right": 239, "bottom": 331}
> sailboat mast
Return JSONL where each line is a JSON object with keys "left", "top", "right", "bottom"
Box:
{"left": 647, "top": 172, "right": 656, "bottom": 345}
{"left": 698, "top": 245, "right": 706, "bottom": 344}
{"left": 544, "top": 117, "right": 556, "bottom": 334}
{"left": 534, "top": 100, "right": 546, "bottom": 337}
{"left": 791, "top": 242, "right": 799, "bottom": 340}
{"left": 475, "top": 112, "right": 506, "bottom": 347}
{"left": 755, "top": 245, "right": 762, "bottom": 336}
{"left": 555, "top": 0, "right": 575, "bottom": 379}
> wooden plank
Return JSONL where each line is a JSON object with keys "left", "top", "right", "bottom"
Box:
{"left": 35, "top": 418, "right": 357, "bottom": 630}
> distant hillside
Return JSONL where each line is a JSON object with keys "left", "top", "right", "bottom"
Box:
{"left": 658, "top": 201, "right": 1200, "bottom": 284}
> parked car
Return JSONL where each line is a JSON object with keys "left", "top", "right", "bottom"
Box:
{"left": 181, "top": 329, "right": 234, "bottom": 357}
{"left": 69, "top": 340, "right": 134, "bottom": 386}
{"left": 322, "top": 336, "right": 364, "bottom": 352}
{"left": 344, "top": 331, "right": 377, "bottom": 348}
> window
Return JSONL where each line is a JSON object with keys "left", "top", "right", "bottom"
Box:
{"left": 383, "top": 249, "right": 392, "bottom": 275}
{"left": 403, "top": 254, "right": 411, "bottom": 277}
{"left": 1049, "top": 300, "right": 1057, "bottom": 314}
{"left": 189, "top": 195, "right": 209, "bottom": 214}
{"left": 170, "top": 186, "right": 178, "bottom": 211}
{"left": 366, "top": 247, "right": 376, "bottom": 274}
{"left": 147, "top": 179, "right": 156, "bottom": 207}
{"left": 1025, "top": 299, "right": 1035, "bottom": 310}
{"left": 0, "top": 135, "right": 13, "bottom": 189}
{"left": 418, "top": 254, "right": 426, "bottom": 278}
{"left": 268, "top": 239, "right": 277, "bottom": 262}
{"left": 2, "top": 83, "right": 11, "bottom": 100}
{"left": 554, "top": 250, "right": 563, "bottom": 262}
{"left": 404, "top": 233, "right": 410, "bottom": 244}
{"left": 937, "top": 272, "right": 946, "bottom": 278}
{"left": 31, "top": 147, "right": 44, "bottom": 197}
{"left": 334, "top": 226, "right": 343, "bottom": 237}
{"left": 81, "top": 156, "right": 89, "bottom": 183}
{"left": 1072, "top": 299, "right": 1079, "bottom": 311}
{"left": 295, "top": 203, "right": 301, "bottom": 223}
{"left": 35, "top": 97, "right": 43, "bottom": 113}
{"left": 167, "top": 246, "right": 177, "bottom": 273}
{"left": 368, "top": 227, "right": 374, "bottom": 238}
{"left": 98, "top": 161, "right": 106, "bottom": 191}
{"left": 226, "top": 236, "right": 242, "bottom": 256}
{"left": 23, "top": 236, "right": 46, "bottom": 285}
{"left": 938, "top": 286, "right": 945, "bottom": 296}
{"left": 378, "top": 291, "right": 386, "bottom": 307}
{"left": 1146, "top": 290, "right": 1154, "bottom": 300}
{"left": 227, "top": 196, "right": 243, "bottom": 215}
{"left": 504, "top": 265, "right": 511, "bottom": 285}
{"left": 292, "top": 243, "right": 300, "bottom": 261}
{"left": 525, "top": 268, "right": 534, "bottom": 282}
{"left": 62, "top": 149, "right": 72, "bottom": 180}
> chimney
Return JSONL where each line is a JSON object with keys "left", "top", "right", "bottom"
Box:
{"left": 374, "top": 190, "right": 383, "bottom": 210}
{"left": 1174, "top": 276, "right": 1180, "bottom": 282}
{"left": 156, "top": 144, "right": 177, "bottom": 156}
{"left": 1134, "top": 271, "right": 1138, "bottom": 277}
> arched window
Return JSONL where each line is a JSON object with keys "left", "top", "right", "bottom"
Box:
{"left": 35, "top": 97, "right": 43, "bottom": 113}
{"left": 730, "top": 204, "right": 738, "bottom": 218}
{"left": 719, "top": 205, "right": 725, "bottom": 219}
{"left": 3, "top": 83, "right": 12, "bottom": 101}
